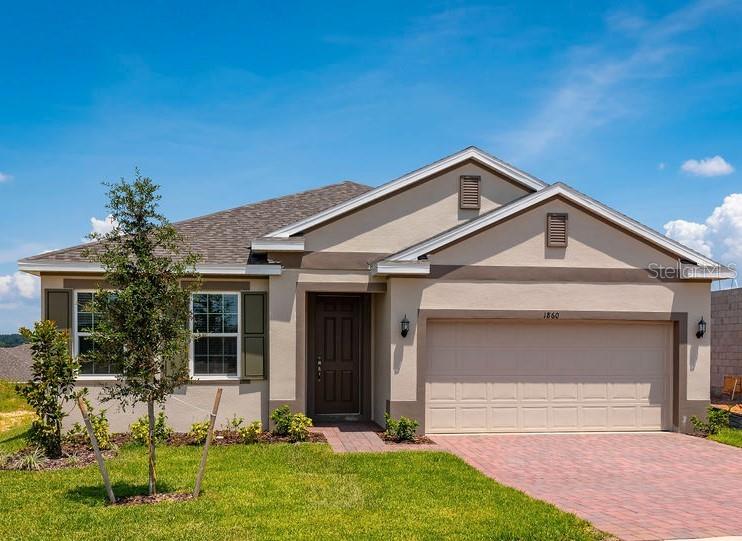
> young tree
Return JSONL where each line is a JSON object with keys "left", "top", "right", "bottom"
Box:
{"left": 16, "top": 321, "right": 80, "bottom": 458}
{"left": 84, "top": 171, "right": 200, "bottom": 495}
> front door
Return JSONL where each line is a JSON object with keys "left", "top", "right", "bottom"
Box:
{"left": 312, "top": 295, "right": 361, "bottom": 415}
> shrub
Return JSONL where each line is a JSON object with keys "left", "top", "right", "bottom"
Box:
{"left": 130, "top": 411, "right": 173, "bottom": 445}
{"left": 15, "top": 321, "right": 80, "bottom": 458}
{"left": 223, "top": 414, "right": 244, "bottom": 433}
{"left": 384, "top": 413, "right": 419, "bottom": 442}
{"left": 238, "top": 420, "right": 263, "bottom": 444}
{"left": 288, "top": 413, "right": 313, "bottom": 442}
{"left": 691, "top": 406, "right": 730, "bottom": 435}
{"left": 189, "top": 421, "right": 210, "bottom": 445}
{"left": 14, "top": 448, "right": 45, "bottom": 471}
{"left": 66, "top": 396, "right": 112, "bottom": 450}
{"left": 270, "top": 405, "right": 292, "bottom": 436}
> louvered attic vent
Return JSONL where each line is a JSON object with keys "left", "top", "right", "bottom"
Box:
{"left": 459, "top": 175, "right": 481, "bottom": 209}
{"left": 546, "top": 213, "right": 568, "bottom": 247}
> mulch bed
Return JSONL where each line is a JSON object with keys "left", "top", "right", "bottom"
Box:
{"left": 167, "top": 430, "right": 327, "bottom": 446}
{"left": 377, "top": 432, "right": 435, "bottom": 445}
{"left": 113, "top": 493, "right": 194, "bottom": 506}
{"left": 1, "top": 430, "right": 327, "bottom": 472}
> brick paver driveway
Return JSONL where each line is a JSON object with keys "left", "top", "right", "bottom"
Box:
{"left": 432, "top": 433, "right": 742, "bottom": 541}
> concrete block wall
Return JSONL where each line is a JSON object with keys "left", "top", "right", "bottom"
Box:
{"left": 711, "top": 287, "right": 742, "bottom": 396}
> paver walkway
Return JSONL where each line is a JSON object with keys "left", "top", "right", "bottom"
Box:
{"left": 311, "top": 422, "right": 437, "bottom": 452}
{"left": 431, "top": 432, "right": 742, "bottom": 541}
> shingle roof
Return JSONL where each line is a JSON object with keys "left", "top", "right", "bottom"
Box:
{"left": 20, "top": 181, "right": 372, "bottom": 266}
{"left": 0, "top": 344, "right": 32, "bottom": 382}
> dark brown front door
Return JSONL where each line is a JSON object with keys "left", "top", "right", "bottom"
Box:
{"left": 312, "top": 295, "right": 361, "bottom": 415}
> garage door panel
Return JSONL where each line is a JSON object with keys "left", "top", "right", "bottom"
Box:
{"left": 426, "top": 320, "right": 671, "bottom": 433}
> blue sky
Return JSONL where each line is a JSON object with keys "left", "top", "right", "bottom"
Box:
{"left": 1, "top": 0, "right": 741, "bottom": 332}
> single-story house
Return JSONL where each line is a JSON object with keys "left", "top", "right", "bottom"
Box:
{"left": 18, "top": 147, "right": 733, "bottom": 433}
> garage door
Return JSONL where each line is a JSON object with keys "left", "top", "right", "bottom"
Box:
{"left": 425, "top": 320, "right": 672, "bottom": 433}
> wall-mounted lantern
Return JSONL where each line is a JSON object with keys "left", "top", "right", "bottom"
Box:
{"left": 696, "top": 317, "right": 707, "bottom": 339}
{"left": 400, "top": 314, "right": 410, "bottom": 338}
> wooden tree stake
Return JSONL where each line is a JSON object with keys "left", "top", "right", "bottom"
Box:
{"left": 193, "top": 387, "right": 223, "bottom": 498}
{"left": 77, "top": 397, "right": 116, "bottom": 504}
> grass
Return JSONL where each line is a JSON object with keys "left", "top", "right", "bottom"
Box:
{"left": 710, "top": 427, "right": 742, "bottom": 448}
{"left": 0, "top": 379, "right": 34, "bottom": 433}
{"left": 0, "top": 442, "right": 607, "bottom": 541}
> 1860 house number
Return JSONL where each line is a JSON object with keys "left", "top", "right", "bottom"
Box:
{"left": 543, "top": 311, "right": 560, "bottom": 319}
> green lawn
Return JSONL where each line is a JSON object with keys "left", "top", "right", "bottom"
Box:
{"left": 710, "top": 427, "right": 742, "bottom": 448}
{"left": 0, "top": 379, "right": 31, "bottom": 412}
{"left": 0, "top": 442, "right": 606, "bottom": 541}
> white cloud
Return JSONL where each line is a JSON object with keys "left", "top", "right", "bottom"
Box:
{"left": 0, "top": 272, "right": 39, "bottom": 301}
{"left": 0, "top": 172, "right": 12, "bottom": 182}
{"left": 665, "top": 193, "right": 742, "bottom": 269}
{"left": 681, "top": 155, "right": 734, "bottom": 177}
{"left": 90, "top": 215, "right": 118, "bottom": 236}
{"left": 502, "top": 0, "right": 735, "bottom": 158}
{"left": 658, "top": 162, "right": 666, "bottom": 170}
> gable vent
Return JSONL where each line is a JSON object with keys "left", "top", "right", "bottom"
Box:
{"left": 459, "top": 175, "right": 481, "bottom": 209}
{"left": 546, "top": 213, "right": 568, "bottom": 247}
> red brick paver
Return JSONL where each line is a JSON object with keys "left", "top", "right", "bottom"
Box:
{"left": 312, "top": 422, "right": 437, "bottom": 453}
{"left": 432, "top": 433, "right": 742, "bottom": 541}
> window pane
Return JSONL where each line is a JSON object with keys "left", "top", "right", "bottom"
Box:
{"left": 194, "top": 356, "right": 208, "bottom": 375}
{"left": 224, "top": 337, "right": 237, "bottom": 355}
{"left": 208, "top": 337, "right": 224, "bottom": 356}
{"left": 223, "top": 355, "right": 237, "bottom": 375}
{"left": 77, "top": 312, "right": 93, "bottom": 333}
{"left": 194, "top": 338, "right": 208, "bottom": 356}
{"left": 77, "top": 292, "right": 93, "bottom": 311}
{"left": 208, "top": 356, "right": 223, "bottom": 374}
{"left": 223, "top": 294, "right": 238, "bottom": 314}
{"left": 193, "top": 314, "right": 208, "bottom": 333}
{"left": 208, "top": 314, "right": 223, "bottom": 333}
{"left": 223, "top": 314, "right": 238, "bottom": 333}
{"left": 208, "top": 294, "right": 223, "bottom": 313}
{"left": 193, "top": 294, "right": 208, "bottom": 314}
{"left": 79, "top": 336, "right": 95, "bottom": 355}
{"left": 80, "top": 360, "right": 95, "bottom": 374}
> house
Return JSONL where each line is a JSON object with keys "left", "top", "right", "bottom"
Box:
{"left": 18, "top": 147, "right": 733, "bottom": 433}
{"left": 711, "top": 287, "right": 742, "bottom": 397}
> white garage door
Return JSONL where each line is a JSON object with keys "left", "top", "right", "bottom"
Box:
{"left": 425, "top": 320, "right": 672, "bottom": 433}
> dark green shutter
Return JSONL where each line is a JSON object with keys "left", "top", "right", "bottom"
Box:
{"left": 45, "top": 289, "right": 72, "bottom": 353}
{"left": 242, "top": 292, "right": 267, "bottom": 380}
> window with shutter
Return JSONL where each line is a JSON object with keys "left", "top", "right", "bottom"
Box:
{"left": 242, "top": 292, "right": 267, "bottom": 380}
{"left": 459, "top": 175, "right": 481, "bottom": 209}
{"left": 546, "top": 213, "right": 568, "bottom": 247}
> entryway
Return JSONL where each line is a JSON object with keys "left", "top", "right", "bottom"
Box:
{"left": 306, "top": 293, "right": 371, "bottom": 422}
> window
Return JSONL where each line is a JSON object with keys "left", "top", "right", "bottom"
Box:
{"left": 546, "top": 213, "right": 568, "bottom": 247}
{"left": 192, "top": 293, "right": 239, "bottom": 376}
{"left": 75, "top": 291, "right": 117, "bottom": 375}
{"left": 459, "top": 175, "right": 481, "bottom": 209}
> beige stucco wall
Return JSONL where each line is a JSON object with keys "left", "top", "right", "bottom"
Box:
{"left": 373, "top": 291, "right": 391, "bottom": 425}
{"left": 432, "top": 198, "right": 680, "bottom": 268}
{"left": 387, "top": 277, "right": 711, "bottom": 430}
{"left": 303, "top": 162, "right": 530, "bottom": 253}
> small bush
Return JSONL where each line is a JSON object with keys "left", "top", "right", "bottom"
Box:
{"left": 384, "top": 413, "right": 419, "bottom": 442}
{"left": 130, "top": 411, "right": 173, "bottom": 445}
{"left": 223, "top": 414, "right": 244, "bottom": 433}
{"left": 270, "top": 405, "right": 292, "bottom": 436}
{"left": 288, "top": 413, "right": 313, "bottom": 442}
{"left": 691, "top": 406, "right": 730, "bottom": 435}
{"left": 189, "top": 421, "right": 210, "bottom": 445}
{"left": 238, "top": 420, "right": 263, "bottom": 444}
{"left": 14, "top": 448, "right": 45, "bottom": 471}
{"left": 66, "top": 397, "right": 112, "bottom": 450}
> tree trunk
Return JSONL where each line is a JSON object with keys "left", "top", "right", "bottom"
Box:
{"left": 147, "top": 399, "right": 157, "bottom": 496}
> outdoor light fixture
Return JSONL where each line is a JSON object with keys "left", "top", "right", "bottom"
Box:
{"left": 696, "top": 317, "right": 707, "bottom": 339}
{"left": 400, "top": 315, "right": 410, "bottom": 338}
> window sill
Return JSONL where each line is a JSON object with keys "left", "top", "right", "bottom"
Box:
{"left": 77, "top": 375, "right": 119, "bottom": 382}
{"left": 190, "top": 375, "right": 241, "bottom": 382}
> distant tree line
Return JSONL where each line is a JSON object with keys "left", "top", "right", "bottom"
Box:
{"left": 0, "top": 334, "right": 27, "bottom": 347}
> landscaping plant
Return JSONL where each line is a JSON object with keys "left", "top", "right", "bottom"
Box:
{"left": 238, "top": 421, "right": 262, "bottom": 444}
{"left": 691, "top": 405, "right": 730, "bottom": 436}
{"left": 270, "top": 405, "right": 292, "bottom": 436}
{"left": 189, "top": 420, "right": 210, "bottom": 445}
{"left": 82, "top": 172, "right": 200, "bottom": 495}
{"left": 384, "top": 413, "right": 419, "bottom": 442}
{"left": 288, "top": 413, "right": 313, "bottom": 442}
{"left": 15, "top": 321, "right": 80, "bottom": 458}
{"left": 66, "top": 396, "right": 112, "bottom": 450}
{"left": 223, "top": 414, "right": 244, "bottom": 433}
{"left": 130, "top": 411, "right": 173, "bottom": 446}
